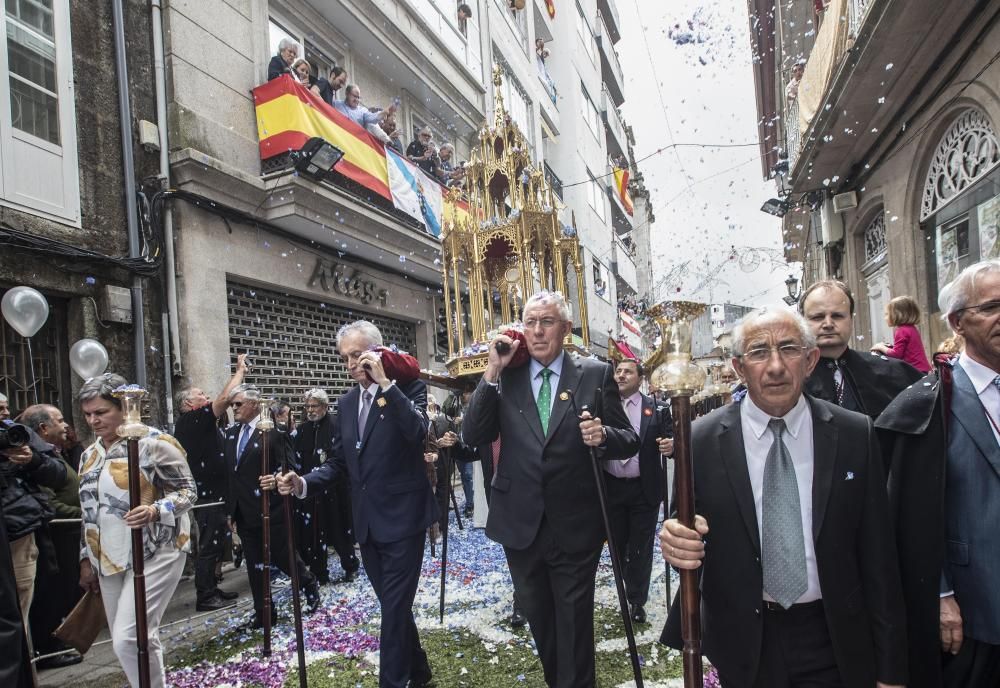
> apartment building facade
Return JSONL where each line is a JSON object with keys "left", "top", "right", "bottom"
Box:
{"left": 751, "top": 0, "right": 1000, "bottom": 350}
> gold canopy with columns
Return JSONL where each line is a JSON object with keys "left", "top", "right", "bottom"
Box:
{"left": 440, "top": 66, "right": 590, "bottom": 377}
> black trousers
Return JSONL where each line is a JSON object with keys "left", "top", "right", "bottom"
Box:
{"left": 28, "top": 523, "right": 81, "bottom": 652}
{"left": 942, "top": 637, "right": 1000, "bottom": 688}
{"left": 505, "top": 517, "right": 603, "bottom": 688}
{"left": 604, "top": 475, "right": 659, "bottom": 607}
{"left": 359, "top": 531, "right": 429, "bottom": 688}
{"left": 296, "top": 495, "right": 329, "bottom": 581}
{"left": 325, "top": 477, "right": 359, "bottom": 573}
{"left": 236, "top": 514, "right": 316, "bottom": 622}
{"left": 720, "top": 600, "right": 843, "bottom": 688}
{"left": 194, "top": 504, "right": 229, "bottom": 601}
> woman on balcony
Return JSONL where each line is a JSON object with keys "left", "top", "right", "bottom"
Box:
{"left": 290, "top": 57, "right": 322, "bottom": 97}
{"left": 268, "top": 37, "right": 298, "bottom": 81}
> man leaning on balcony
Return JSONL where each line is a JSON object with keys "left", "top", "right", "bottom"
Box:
{"left": 334, "top": 84, "right": 397, "bottom": 133}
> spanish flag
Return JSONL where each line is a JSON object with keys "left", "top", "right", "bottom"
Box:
{"left": 613, "top": 167, "right": 634, "bottom": 217}
{"left": 253, "top": 76, "right": 470, "bottom": 230}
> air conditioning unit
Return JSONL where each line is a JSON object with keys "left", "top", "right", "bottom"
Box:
{"left": 832, "top": 190, "right": 858, "bottom": 213}
{"left": 820, "top": 199, "right": 844, "bottom": 245}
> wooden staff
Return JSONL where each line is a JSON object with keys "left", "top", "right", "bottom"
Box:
{"left": 438, "top": 443, "right": 451, "bottom": 624}
{"left": 279, "top": 434, "right": 308, "bottom": 686}
{"left": 260, "top": 410, "right": 273, "bottom": 656}
{"left": 568, "top": 390, "right": 644, "bottom": 688}
{"left": 114, "top": 386, "right": 151, "bottom": 688}
{"left": 658, "top": 404, "right": 673, "bottom": 610}
{"left": 670, "top": 394, "right": 702, "bottom": 688}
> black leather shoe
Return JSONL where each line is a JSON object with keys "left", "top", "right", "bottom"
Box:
{"left": 631, "top": 604, "right": 647, "bottom": 624}
{"left": 509, "top": 605, "right": 527, "bottom": 627}
{"left": 232, "top": 544, "right": 243, "bottom": 569}
{"left": 248, "top": 611, "right": 278, "bottom": 630}
{"left": 408, "top": 664, "right": 435, "bottom": 687}
{"left": 36, "top": 650, "right": 83, "bottom": 669}
{"left": 197, "top": 595, "right": 236, "bottom": 612}
{"left": 304, "top": 581, "right": 321, "bottom": 611}
{"left": 339, "top": 567, "right": 359, "bottom": 583}
{"left": 215, "top": 588, "right": 239, "bottom": 600}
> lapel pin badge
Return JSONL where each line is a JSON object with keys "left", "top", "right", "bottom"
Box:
{"left": 376, "top": 397, "right": 387, "bottom": 408}
{"left": 559, "top": 391, "right": 569, "bottom": 401}
{"left": 845, "top": 471, "right": 855, "bottom": 481}
{"left": 643, "top": 408, "right": 653, "bottom": 416}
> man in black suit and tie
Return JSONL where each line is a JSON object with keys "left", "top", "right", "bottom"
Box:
{"left": 224, "top": 384, "right": 319, "bottom": 629}
{"left": 605, "top": 358, "right": 674, "bottom": 624}
{"left": 462, "top": 290, "right": 639, "bottom": 688}
{"left": 278, "top": 320, "right": 438, "bottom": 688}
{"left": 660, "top": 308, "right": 907, "bottom": 688}
{"left": 800, "top": 280, "right": 921, "bottom": 420}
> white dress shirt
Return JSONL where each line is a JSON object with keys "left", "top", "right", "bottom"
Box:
{"left": 958, "top": 353, "right": 1000, "bottom": 444}
{"left": 740, "top": 393, "right": 822, "bottom": 604}
{"left": 528, "top": 353, "right": 564, "bottom": 402}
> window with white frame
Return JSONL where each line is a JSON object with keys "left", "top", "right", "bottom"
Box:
{"left": 575, "top": 3, "right": 596, "bottom": 63}
{"left": 268, "top": 16, "right": 345, "bottom": 84}
{"left": 580, "top": 84, "right": 600, "bottom": 140}
{"left": 0, "top": 0, "right": 79, "bottom": 223}
{"left": 587, "top": 168, "right": 605, "bottom": 221}
{"left": 495, "top": 59, "right": 533, "bottom": 148}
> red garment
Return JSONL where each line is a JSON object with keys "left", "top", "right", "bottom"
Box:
{"left": 882, "top": 324, "right": 931, "bottom": 373}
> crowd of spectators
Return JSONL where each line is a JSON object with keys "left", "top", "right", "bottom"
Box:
{"left": 617, "top": 294, "right": 649, "bottom": 317}
{"left": 267, "top": 41, "right": 467, "bottom": 189}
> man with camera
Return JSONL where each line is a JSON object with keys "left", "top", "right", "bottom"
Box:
{"left": 1, "top": 417, "right": 67, "bottom": 653}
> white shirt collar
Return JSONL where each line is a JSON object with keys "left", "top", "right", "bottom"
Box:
{"left": 241, "top": 415, "right": 260, "bottom": 434}
{"left": 622, "top": 391, "right": 642, "bottom": 406}
{"left": 959, "top": 352, "right": 1000, "bottom": 394}
{"left": 742, "top": 392, "right": 810, "bottom": 441}
{"left": 359, "top": 381, "right": 380, "bottom": 397}
{"left": 529, "top": 351, "right": 565, "bottom": 380}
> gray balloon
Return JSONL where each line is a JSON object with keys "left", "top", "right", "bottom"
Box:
{"left": 1, "top": 286, "right": 49, "bottom": 337}
{"left": 69, "top": 339, "right": 109, "bottom": 380}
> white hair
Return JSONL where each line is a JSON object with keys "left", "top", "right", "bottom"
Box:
{"left": 336, "top": 320, "right": 383, "bottom": 348}
{"left": 0, "top": 392, "right": 6, "bottom": 403}
{"left": 523, "top": 291, "right": 572, "bottom": 322}
{"left": 277, "top": 38, "right": 298, "bottom": 54}
{"left": 303, "top": 388, "right": 329, "bottom": 405}
{"left": 229, "top": 383, "right": 261, "bottom": 403}
{"left": 939, "top": 259, "right": 1000, "bottom": 320}
{"left": 732, "top": 308, "right": 816, "bottom": 356}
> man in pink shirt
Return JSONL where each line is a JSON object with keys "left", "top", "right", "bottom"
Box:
{"left": 604, "top": 359, "right": 674, "bottom": 623}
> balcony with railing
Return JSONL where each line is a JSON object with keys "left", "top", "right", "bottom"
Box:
{"left": 785, "top": 96, "right": 800, "bottom": 172}
{"left": 544, "top": 162, "right": 563, "bottom": 200}
{"left": 606, "top": 173, "right": 634, "bottom": 234}
{"left": 596, "top": 0, "right": 622, "bottom": 44}
{"left": 613, "top": 234, "right": 637, "bottom": 290}
{"left": 602, "top": 88, "right": 628, "bottom": 162}
{"left": 595, "top": 12, "right": 625, "bottom": 106}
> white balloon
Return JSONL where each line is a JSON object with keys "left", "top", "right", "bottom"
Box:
{"left": 1, "top": 286, "right": 49, "bottom": 338}
{"left": 69, "top": 339, "right": 109, "bottom": 380}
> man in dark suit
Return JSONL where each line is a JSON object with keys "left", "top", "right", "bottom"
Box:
{"left": 605, "top": 358, "right": 674, "bottom": 624}
{"left": 876, "top": 259, "right": 1000, "bottom": 688}
{"left": 660, "top": 308, "right": 907, "bottom": 688}
{"left": 174, "top": 353, "right": 248, "bottom": 612}
{"left": 800, "top": 280, "right": 922, "bottom": 420}
{"left": 224, "top": 384, "right": 319, "bottom": 629}
{"left": 293, "top": 388, "right": 359, "bottom": 584}
{"left": 463, "top": 290, "right": 639, "bottom": 688}
{"left": 278, "top": 320, "right": 438, "bottom": 688}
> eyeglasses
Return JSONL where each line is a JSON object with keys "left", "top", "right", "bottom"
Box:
{"left": 524, "top": 317, "right": 562, "bottom": 329}
{"left": 739, "top": 344, "right": 808, "bottom": 364}
{"left": 231, "top": 401, "right": 244, "bottom": 408}
{"left": 956, "top": 300, "right": 1000, "bottom": 317}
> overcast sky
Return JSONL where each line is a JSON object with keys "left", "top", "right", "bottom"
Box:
{"left": 617, "top": 0, "right": 798, "bottom": 307}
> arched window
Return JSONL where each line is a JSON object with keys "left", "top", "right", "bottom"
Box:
{"left": 863, "top": 212, "right": 886, "bottom": 267}
{"left": 921, "top": 108, "right": 999, "bottom": 221}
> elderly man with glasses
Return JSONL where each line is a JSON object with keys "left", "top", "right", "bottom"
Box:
{"left": 876, "top": 258, "right": 1000, "bottom": 688}
{"left": 268, "top": 37, "right": 298, "bottom": 81}
{"left": 292, "top": 388, "right": 359, "bottom": 585}
{"left": 660, "top": 307, "right": 906, "bottom": 688}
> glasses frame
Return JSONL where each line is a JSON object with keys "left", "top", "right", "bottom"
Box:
{"left": 738, "top": 344, "right": 809, "bottom": 365}
{"left": 956, "top": 300, "right": 1000, "bottom": 317}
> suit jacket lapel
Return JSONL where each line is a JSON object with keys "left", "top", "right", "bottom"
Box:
{"left": 639, "top": 394, "right": 653, "bottom": 444}
{"left": 511, "top": 363, "right": 545, "bottom": 445}
{"left": 808, "top": 397, "right": 837, "bottom": 540}
{"left": 545, "top": 353, "right": 579, "bottom": 444}
{"left": 719, "top": 404, "right": 761, "bottom": 555}
{"left": 951, "top": 363, "right": 1000, "bottom": 480}
{"left": 341, "top": 387, "right": 360, "bottom": 453}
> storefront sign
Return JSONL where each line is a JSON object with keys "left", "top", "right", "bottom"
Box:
{"left": 308, "top": 258, "right": 388, "bottom": 306}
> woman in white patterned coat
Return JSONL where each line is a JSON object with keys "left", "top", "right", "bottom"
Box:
{"left": 77, "top": 373, "right": 196, "bottom": 688}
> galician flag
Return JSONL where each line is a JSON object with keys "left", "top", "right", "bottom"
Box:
{"left": 386, "top": 147, "right": 443, "bottom": 236}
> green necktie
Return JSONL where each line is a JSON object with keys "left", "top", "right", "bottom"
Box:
{"left": 537, "top": 368, "right": 553, "bottom": 434}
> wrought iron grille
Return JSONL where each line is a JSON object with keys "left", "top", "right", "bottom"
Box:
{"left": 226, "top": 282, "right": 418, "bottom": 411}
{"left": 863, "top": 212, "right": 886, "bottom": 266}
{"left": 921, "top": 109, "right": 1000, "bottom": 221}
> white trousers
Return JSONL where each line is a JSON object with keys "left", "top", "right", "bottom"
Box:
{"left": 98, "top": 548, "right": 185, "bottom": 688}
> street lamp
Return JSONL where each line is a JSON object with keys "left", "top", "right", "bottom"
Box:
{"left": 760, "top": 198, "right": 790, "bottom": 217}
{"left": 782, "top": 274, "right": 801, "bottom": 306}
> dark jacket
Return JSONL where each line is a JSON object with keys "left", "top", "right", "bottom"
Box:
{"left": 0, "top": 424, "right": 67, "bottom": 541}
{"left": 303, "top": 380, "right": 437, "bottom": 544}
{"left": 174, "top": 405, "right": 226, "bottom": 503}
{"left": 222, "top": 423, "right": 294, "bottom": 527}
{"left": 294, "top": 413, "right": 335, "bottom": 475}
{"left": 805, "top": 348, "right": 923, "bottom": 419}
{"left": 661, "top": 397, "right": 908, "bottom": 688}
{"left": 463, "top": 353, "right": 640, "bottom": 554}
{"left": 267, "top": 55, "right": 290, "bottom": 81}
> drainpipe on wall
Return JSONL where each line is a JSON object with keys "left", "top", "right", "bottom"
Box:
{"left": 150, "top": 0, "right": 183, "bottom": 379}
{"left": 111, "top": 0, "right": 146, "bottom": 386}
